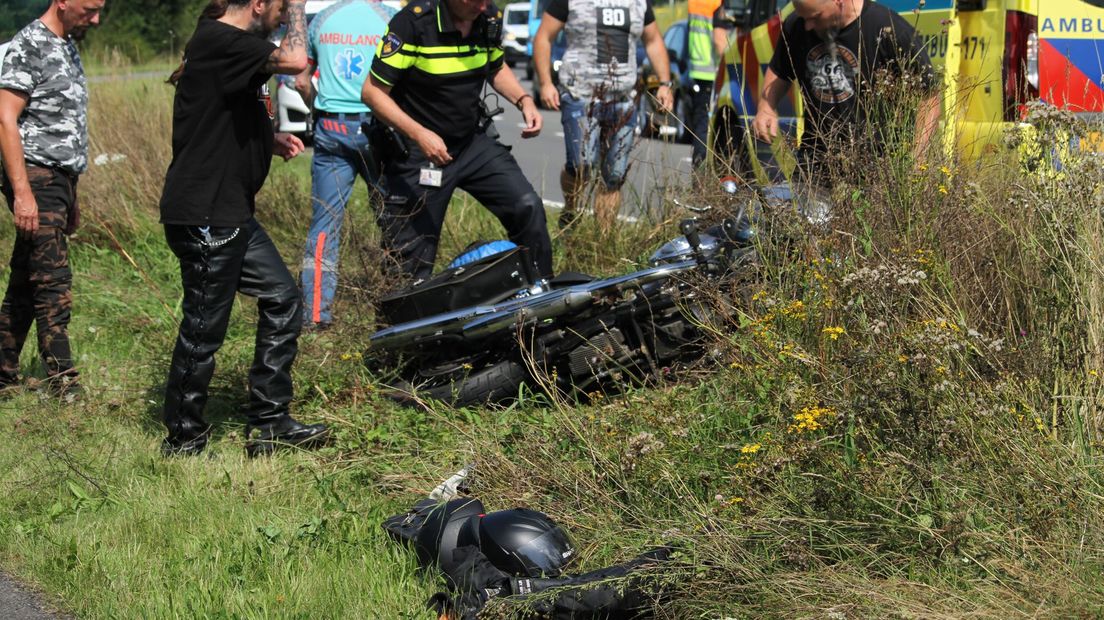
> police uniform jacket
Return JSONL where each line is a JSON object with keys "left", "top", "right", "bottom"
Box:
{"left": 370, "top": 0, "right": 505, "bottom": 152}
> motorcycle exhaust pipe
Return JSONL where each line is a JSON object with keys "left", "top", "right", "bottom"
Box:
{"left": 461, "top": 290, "right": 596, "bottom": 340}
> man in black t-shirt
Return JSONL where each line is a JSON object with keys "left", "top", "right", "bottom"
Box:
{"left": 752, "top": 0, "right": 940, "bottom": 180}
{"left": 157, "top": 0, "right": 329, "bottom": 458}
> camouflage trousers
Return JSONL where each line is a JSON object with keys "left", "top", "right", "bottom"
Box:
{"left": 0, "top": 165, "right": 78, "bottom": 385}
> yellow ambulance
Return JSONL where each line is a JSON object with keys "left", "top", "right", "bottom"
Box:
{"left": 711, "top": 0, "right": 1104, "bottom": 180}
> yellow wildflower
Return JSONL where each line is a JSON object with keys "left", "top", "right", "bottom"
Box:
{"left": 740, "top": 443, "right": 761, "bottom": 454}
{"left": 822, "top": 326, "right": 845, "bottom": 340}
{"left": 938, "top": 185, "right": 948, "bottom": 195}
{"left": 787, "top": 405, "right": 837, "bottom": 433}
{"left": 782, "top": 300, "right": 807, "bottom": 320}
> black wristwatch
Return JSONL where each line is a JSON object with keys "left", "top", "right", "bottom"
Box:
{"left": 658, "top": 80, "right": 674, "bottom": 87}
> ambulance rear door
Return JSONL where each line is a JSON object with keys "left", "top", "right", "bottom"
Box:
{"left": 1038, "top": 0, "right": 1104, "bottom": 150}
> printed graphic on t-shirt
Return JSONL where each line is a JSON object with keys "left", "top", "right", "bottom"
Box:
{"left": 806, "top": 42, "right": 858, "bottom": 104}
{"left": 334, "top": 48, "right": 366, "bottom": 79}
{"left": 596, "top": 1, "right": 632, "bottom": 64}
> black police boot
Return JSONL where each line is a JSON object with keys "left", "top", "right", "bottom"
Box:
{"left": 162, "top": 423, "right": 212, "bottom": 457}
{"left": 245, "top": 416, "right": 330, "bottom": 458}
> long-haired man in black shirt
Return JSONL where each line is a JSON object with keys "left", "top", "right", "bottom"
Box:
{"left": 158, "top": 0, "right": 329, "bottom": 457}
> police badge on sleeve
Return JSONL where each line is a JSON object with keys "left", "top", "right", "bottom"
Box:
{"left": 381, "top": 32, "right": 403, "bottom": 58}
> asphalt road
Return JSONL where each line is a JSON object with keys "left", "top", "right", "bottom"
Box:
{"left": 0, "top": 573, "right": 65, "bottom": 620}
{"left": 487, "top": 65, "right": 693, "bottom": 218}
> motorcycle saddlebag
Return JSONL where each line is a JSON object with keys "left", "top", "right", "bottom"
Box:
{"left": 378, "top": 247, "right": 538, "bottom": 324}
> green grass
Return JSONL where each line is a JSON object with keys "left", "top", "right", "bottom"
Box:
{"left": 1, "top": 70, "right": 1104, "bottom": 619}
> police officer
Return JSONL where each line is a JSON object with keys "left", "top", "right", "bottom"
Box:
{"left": 361, "top": 0, "right": 553, "bottom": 281}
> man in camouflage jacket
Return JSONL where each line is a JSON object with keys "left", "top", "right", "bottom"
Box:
{"left": 0, "top": 0, "right": 105, "bottom": 396}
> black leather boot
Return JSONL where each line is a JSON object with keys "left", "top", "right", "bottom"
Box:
{"left": 245, "top": 417, "right": 330, "bottom": 457}
{"left": 161, "top": 423, "right": 212, "bottom": 457}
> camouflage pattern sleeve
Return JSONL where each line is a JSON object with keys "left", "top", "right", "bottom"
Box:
{"left": 0, "top": 27, "right": 44, "bottom": 95}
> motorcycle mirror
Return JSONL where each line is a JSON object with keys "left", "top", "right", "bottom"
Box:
{"left": 679, "top": 218, "right": 702, "bottom": 254}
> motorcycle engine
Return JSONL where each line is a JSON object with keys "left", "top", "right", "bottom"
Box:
{"left": 568, "top": 328, "right": 628, "bottom": 379}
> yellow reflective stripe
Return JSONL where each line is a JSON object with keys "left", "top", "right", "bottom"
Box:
{"left": 417, "top": 54, "right": 495, "bottom": 73}
{"left": 369, "top": 69, "right": 395, "bottom": 86}
{"left": 379, "top": 44, "right": 503, "bottom": 75}
{"left": 401, "top": 44, "right": 499, "bottom": 56}
{"left": 376, "top": 49, "right": 417, "bottom": 70}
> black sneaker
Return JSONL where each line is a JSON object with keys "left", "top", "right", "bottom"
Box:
{"left": 245, "top": 418, "right": 330, "bottom": 457}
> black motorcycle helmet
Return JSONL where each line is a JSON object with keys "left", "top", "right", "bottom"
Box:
{"left": 415, "top": 501, "right": 576, "bottom": 579}
{"left": 471, "top": 508, "right": 576, "bottom": 578}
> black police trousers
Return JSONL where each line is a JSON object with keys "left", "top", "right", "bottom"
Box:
{"left": 162, "top": 219, "right": 302, "bottom": 442}
{"left": 378, "top": 132, "right": 553, "bottom": 280}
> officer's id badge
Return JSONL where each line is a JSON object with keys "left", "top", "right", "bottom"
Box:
{"left": 419, "top": 166, "right": 442, "bottom": 187}
{"left": 381, "top": 33, "right": 403, "bottom": 58}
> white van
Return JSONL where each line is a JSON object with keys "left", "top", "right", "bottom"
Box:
{"left": 502, "top": 2, "right": 531, "bottom": 67}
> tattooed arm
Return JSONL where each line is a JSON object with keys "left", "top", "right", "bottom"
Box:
{"left": 265, "top": 0, "right": 309, "bottom": 75}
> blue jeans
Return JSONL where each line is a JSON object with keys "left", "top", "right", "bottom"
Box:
{"left": 560, "top": 92, "right": 637, "bottom": 189}
{"left": 301, "top": 113, "right": 382, "bottom": 325}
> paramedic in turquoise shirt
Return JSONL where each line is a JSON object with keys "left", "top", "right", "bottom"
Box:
{"left": 295, "top": 0, "right": 396, "bottom": 329}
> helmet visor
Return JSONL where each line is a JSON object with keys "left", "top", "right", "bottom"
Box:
{"left": 515, "top": 527, "right": 575, "bottom": 577}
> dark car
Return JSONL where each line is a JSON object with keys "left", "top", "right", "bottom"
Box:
{"left": 638, "top": 19, "right": 693, "bottom": 143}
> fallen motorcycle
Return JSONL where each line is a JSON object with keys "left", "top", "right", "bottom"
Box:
{"left": 365, "top": 204, "right": 759, "bottom": 408}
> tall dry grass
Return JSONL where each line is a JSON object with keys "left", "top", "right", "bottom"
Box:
{"left": 23, "top": 67, "right": 1104, "bottom": 618}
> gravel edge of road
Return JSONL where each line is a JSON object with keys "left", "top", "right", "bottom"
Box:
{"left": 0, "top": 571, "right": 70, "bottom": 620}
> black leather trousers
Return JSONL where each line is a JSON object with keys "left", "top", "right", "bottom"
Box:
{"left": 162, "top": 219, "right": 302, "bottom": 441}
